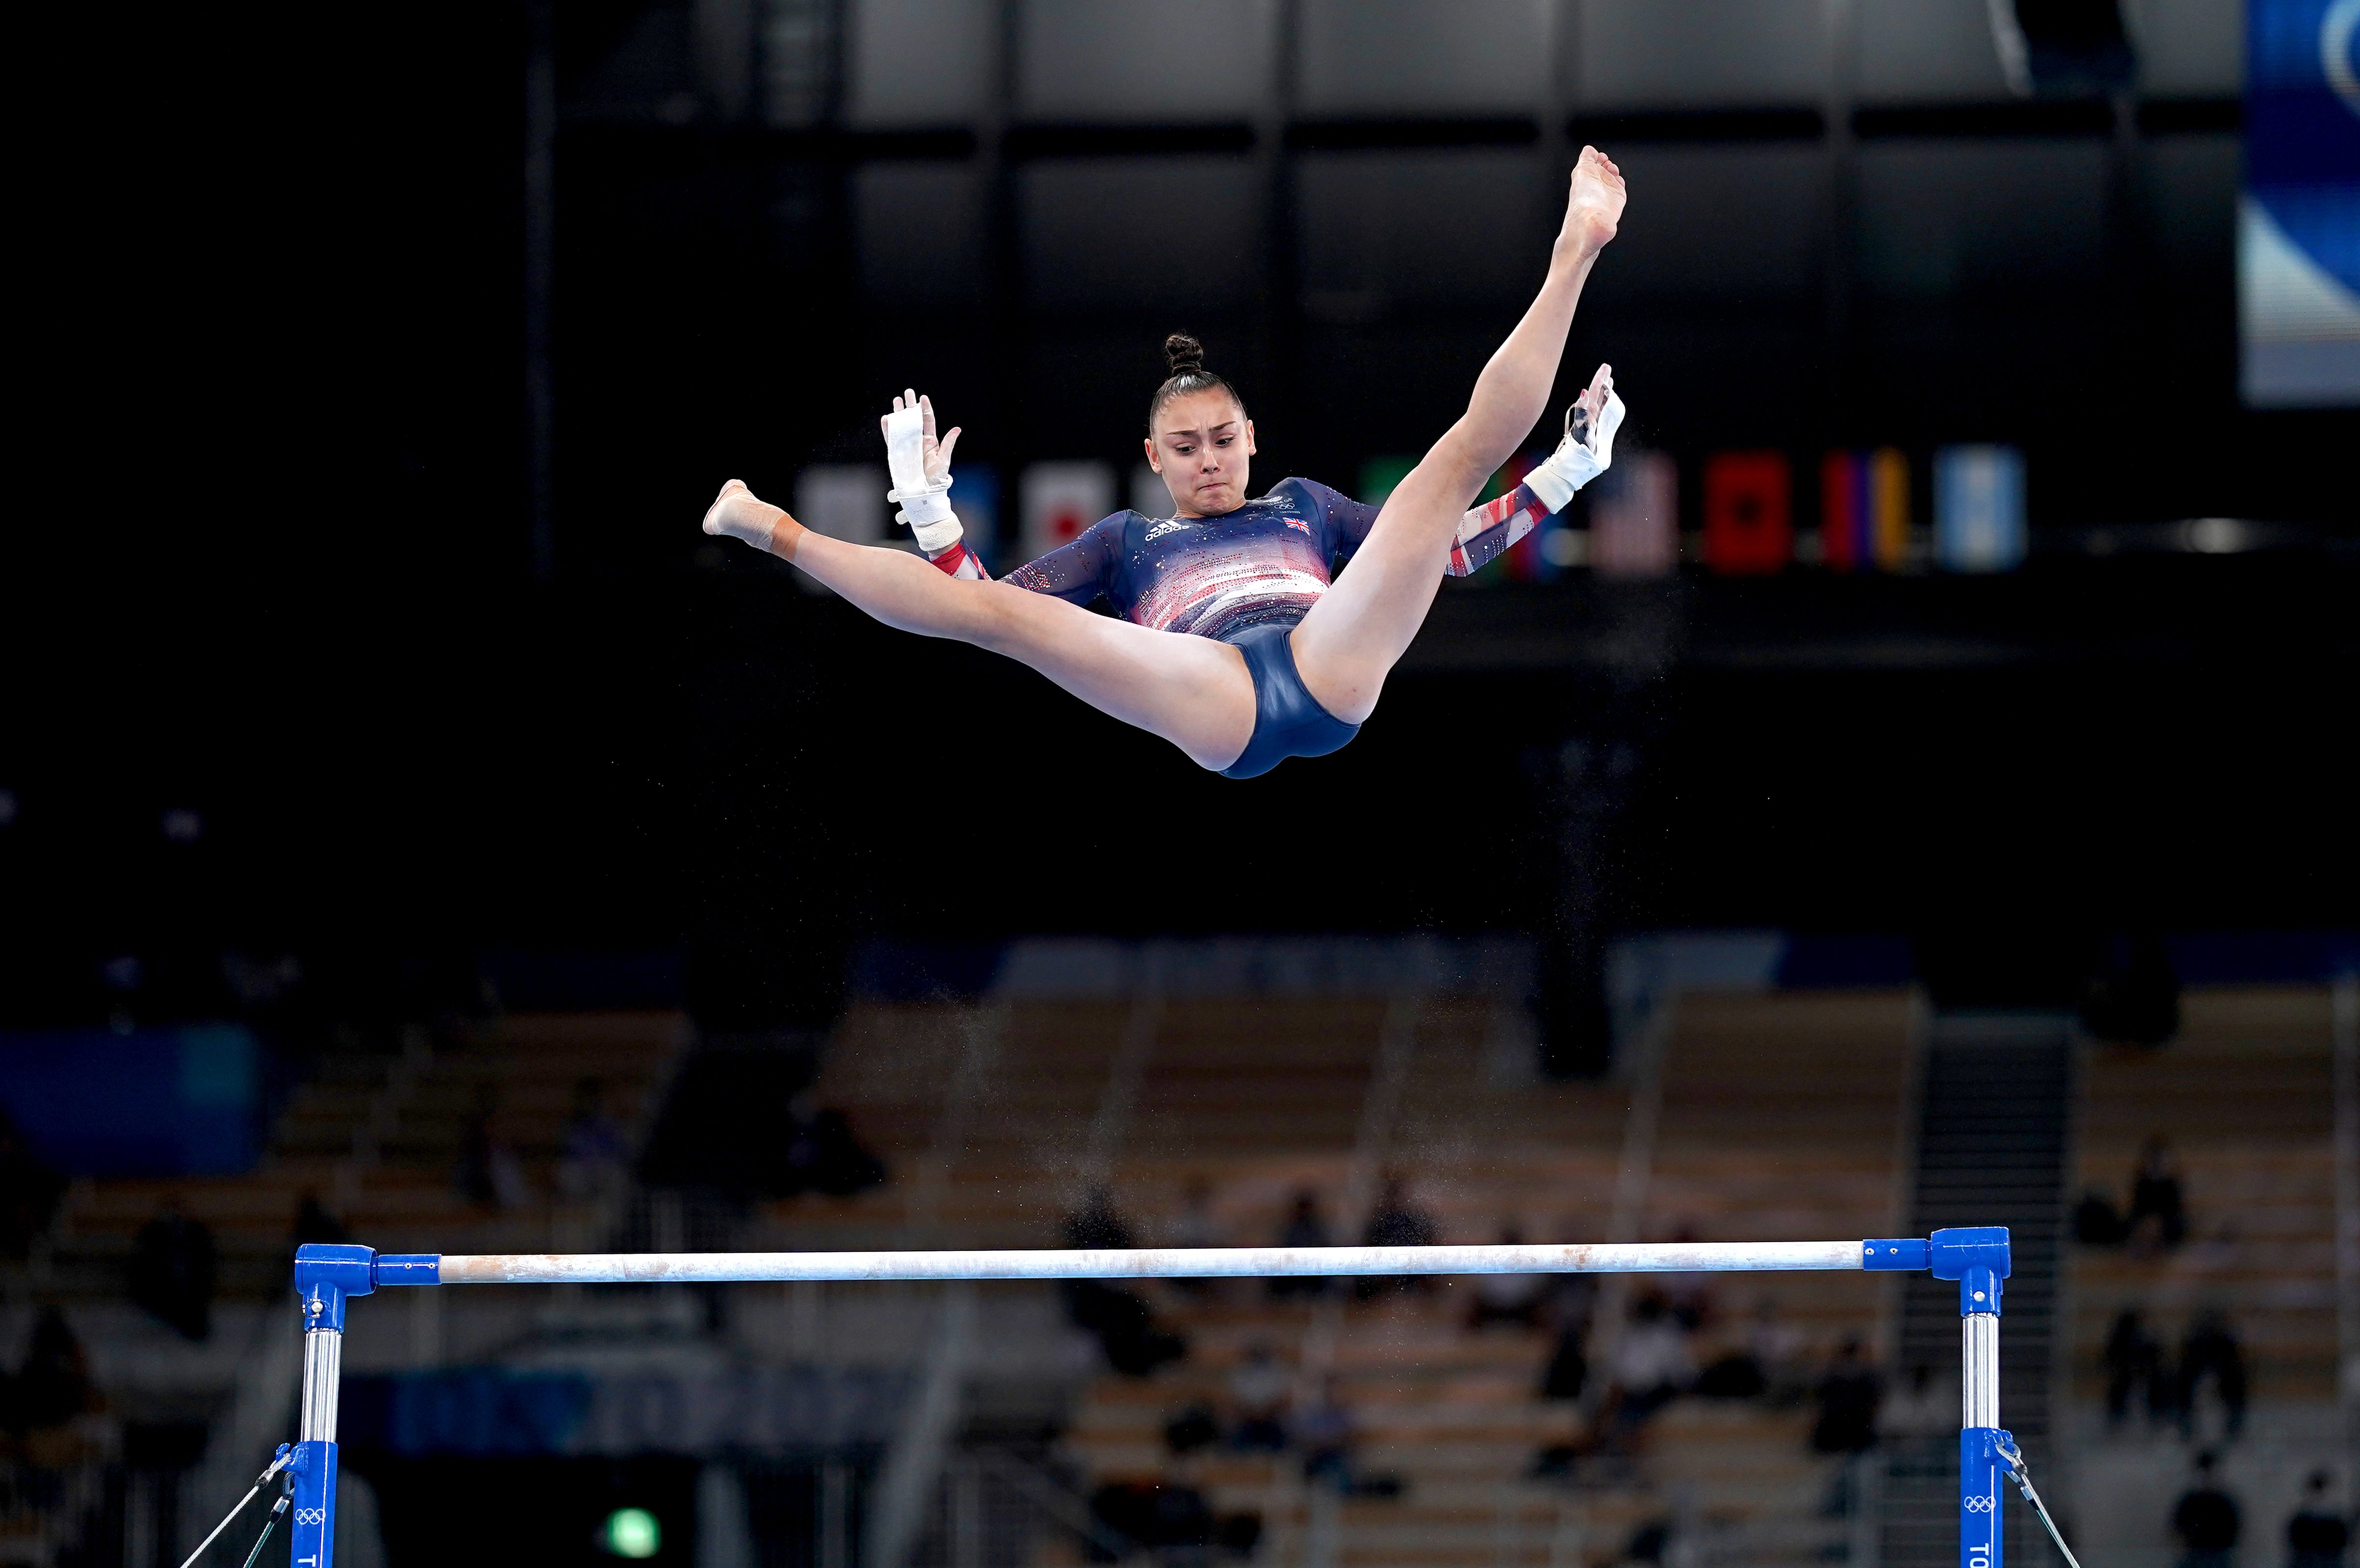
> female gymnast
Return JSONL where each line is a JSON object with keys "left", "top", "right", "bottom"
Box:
{"left": 701, "top": 146, "right": 1628, "bottom": 779}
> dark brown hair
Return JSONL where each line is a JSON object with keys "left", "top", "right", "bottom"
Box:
{"left": 1146, "top": 333, "right": 1247, "bottom": 434}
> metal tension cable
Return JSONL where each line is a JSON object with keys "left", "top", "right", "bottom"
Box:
{"left": 177, "top": 1445, "right": 295, "bottom": 1568}
{"left": 1993, "top": 1432, "right": 2084, "bottom": 1568}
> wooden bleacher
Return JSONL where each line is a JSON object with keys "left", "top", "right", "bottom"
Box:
{"left": 2067, "top": 985, "right": 2341, "bottom": 1403}
{"left": 47, "top": 1010, "right": 693, "bottom": 1300}
{"left": 841, "top": 988, "right": 1923, "bottom": 1568}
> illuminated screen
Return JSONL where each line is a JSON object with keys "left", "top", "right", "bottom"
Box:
{"left": 2241, "top": 0, "right": 2360, "bottom": 405}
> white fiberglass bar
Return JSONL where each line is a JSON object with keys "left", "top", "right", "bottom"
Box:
{"left": 435, "top": 1239, "right": 1867, "bottom": 1285}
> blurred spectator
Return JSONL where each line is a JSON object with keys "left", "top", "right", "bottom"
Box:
{"left": 1067, "top": 1187, "right": 1136, "bottom": 1250}
{"left": 1808, "top": 1338, "right": 1881, "bottom": 1455}
{"left": 1165, "top": 1176, "right": 1227, "bottom": 1299}
{"left": 1748, "top": 1297, "right": 1809, "bottom": 1402}
{"left": 557, "top": 1077, "right": 630, "bottom": 1203}
{"left": 1538, "top": 1321, "right": 1589, "bottom": 1401}
{"left": 1661, "top": 1226, "right": 1717, "bottom": 1332}
{"left": 1467, "top": 1225, "right": 1547, "bottom": 1330}
{"left": 2173, "top": 1451, "right": 2241, "bottom": 1568}
{"left": 1622, "top": 1519, "right": 1674, "bottom": 1567}
{"left": 0, "top": 1109, "right": 66, "bottom": 1259}
{"left": 13, "top": 1307, "right": 99, "bottom": 1429}
{"left": 129, "top": 1201, "right": 215, "bottom": 1340}
{"left": 292, "top": 1191, "right": 349, "bottom": 1249}
{"left": 778, "top": 1091, "right": 887, "bottom": 1198}
{"left": 1269, "top": 1189, "right": 1333, "bottom": 1300}
{"left": 454, "top": 1084, "right": 530, "bottom": 1209}
{"left": 1297, "top": 1376, "right": 1403, "bottom": 1498}
{"left": 1604, "top": 1291, "right": 1695, "bottom": 1432}
{"left": 1062, "top": 1191, "right": 1185, "bottom": 1378}
{"left": 1089, "top": 1467, "right": 1259, "bottom": 1561}
{"left": 2074, "top": 1187, "right": 2127, "bottom": 1246}
{"left": 2103, "top": 1309, "right": 2168, "bottom": 1428}
{"left": 2286, "top": 1470, "right": 2348, "bottom": 1568}
{"left": 2127, "top": 1135, "right": 2188, "bottom": 1254}
{"left": 1877, "top": 1364, "right": 1956, "bottom": 1439}
{"left": 1695, "top": 1294, "right": 1800, "bottom": 1400}
{"left": 1227, "top": 1340, "right": 1291, "bottom": 1450}
{"left": 1536, "top": 1271, "right": 1600, "bottom": 1400}
{"left": 1355, "top": 1175, "right": 1438, "bottom": 1300}
{"left": 1692, "top": 1345, "right": 1765, "bottom": 1401}
{"left": 1163, "top": 1402, "right": 1221, "bottom": 1456}
{"left": 2177, "top": 1311, "right": 2247, "bottom": 1442}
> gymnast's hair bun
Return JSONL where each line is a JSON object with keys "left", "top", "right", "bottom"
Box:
{"left": 1147, "top": 331, "right": 1244, "bottom": 432}
{"left": 1164, "top": 333, "right": 1207, "bottom": 378}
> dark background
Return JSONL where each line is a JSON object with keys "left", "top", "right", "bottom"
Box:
{"left": 8, "top": 0, "right": 2355, "bottom": 1032}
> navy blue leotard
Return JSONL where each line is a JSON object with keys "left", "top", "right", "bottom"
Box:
{"left": 1003, "top": 477, "right": 1378, "bottom": 777}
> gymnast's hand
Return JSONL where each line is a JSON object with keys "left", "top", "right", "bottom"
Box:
{"left": 880, "top": 391, "right": 961, "bottom": 487}
{"left": 1560, "top": 145, "right": 1625, "bottom": 258}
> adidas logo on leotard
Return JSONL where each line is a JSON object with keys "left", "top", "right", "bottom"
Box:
{"left": 1144, "top": 519, "right": 1196, "bottom": 542}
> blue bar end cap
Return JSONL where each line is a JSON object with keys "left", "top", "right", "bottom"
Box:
{"left": 294, "top": 1243, "right": 376, "bottom": 1332}
{"left": 1928, "top": 1227, "right": 2012, "bottom": 1280}
{"left": 1930, "top": 1225, "right": 2011, "bottom": 1316}
{"left": 373, "top": 1254, "right": 442, "bottom": 1286}
{"left": 1861, "top": 1237, "right": 1931, "bottom": 1270}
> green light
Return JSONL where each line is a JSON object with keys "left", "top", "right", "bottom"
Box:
{"left": 602, "top": 1508, "right": 661, "bottom": 1559}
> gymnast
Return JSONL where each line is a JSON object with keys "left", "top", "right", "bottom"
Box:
{"left": 701, "top": 146, "right": 1628, "bottom": 779}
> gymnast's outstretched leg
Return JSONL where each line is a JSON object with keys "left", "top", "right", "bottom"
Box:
{"left": 701, "top": 483, "right": 1255, "bottom": 769}
{"left": 1291, "top": 145, "right": 1626, "bottom": 725}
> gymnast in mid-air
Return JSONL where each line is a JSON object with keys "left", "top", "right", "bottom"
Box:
{"left": 702, "top": 146, "right": 1629, "bottom": 779}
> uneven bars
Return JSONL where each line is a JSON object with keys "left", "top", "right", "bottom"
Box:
{"left": 245, "top": 1231, "right": 2024, "bottom": 1568}
{"left": 389, "top": 1237, "right": 1919, "bottom": 1285}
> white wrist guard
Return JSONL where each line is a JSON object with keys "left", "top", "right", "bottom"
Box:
{"left": 1523, "top": 389, "right": 1625, "bottom": 514}
{"left": 882, "top": 401, "right": 961, "bottom": 553}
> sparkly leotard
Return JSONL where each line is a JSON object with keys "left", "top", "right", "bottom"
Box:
{"left": 1002, "top": 476, "right": 1379, "bottom": 642}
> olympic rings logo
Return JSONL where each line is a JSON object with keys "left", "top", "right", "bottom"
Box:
{"left": 296, "top": 1509, "right": 328, "bottom": 1524}
{"left": 1963, "top": 1497, "right": 1996, "bottom": 1513}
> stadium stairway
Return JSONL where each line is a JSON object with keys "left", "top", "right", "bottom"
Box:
{"left": 1880, "top": 1014, "right": 2075, "bottom": 1568}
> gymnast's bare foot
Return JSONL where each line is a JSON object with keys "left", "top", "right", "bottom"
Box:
{"left": 1559, "top": 145, "right": 1625, "bottom": 258}
{"left": 702, "top": 479, "right": 802, "bottom": 557}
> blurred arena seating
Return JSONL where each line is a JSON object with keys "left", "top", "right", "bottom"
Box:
{"left": 2069, "top": 986, "right": 2341, "bottom": 1400}
{"left": 764, "top": 977, "right": 1920, "bottom": 1568}
{"left": 2059, "top": 985, "right": 2347, "bottom": 1560}
{"left": 46, "top": 1010, "right": 693, "bottom": 1295}
{"left": 6, "top": 955, "right": 2348, "bottom": 1568}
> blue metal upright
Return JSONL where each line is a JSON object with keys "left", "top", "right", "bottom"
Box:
{"left": 289, "top": 1244, "right": 373, "bottom": 1568}
{"left": 1932, "top": 1227, "right": 2015, "bottom": 1568}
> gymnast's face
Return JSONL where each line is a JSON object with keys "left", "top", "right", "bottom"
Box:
{"left": 1146, "top": 389, "right": 1256, "bottom": 518}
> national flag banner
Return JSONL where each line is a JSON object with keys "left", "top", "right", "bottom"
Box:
{"left": 1818, "top": 448, "right": 1911, "bottom": 572}
{"left": 1703, "top": 451, "right": 1792, "bottom": 575}
{"left": 1020, "top": 461, "right": 1115, "bottom": 561}
{"left": 948, "top": 464, "right": 998, "bottom": 573}
{"left": 1869, "top": 448, "right": 1910, "bottom": 569}
{"left": 1591, "top": 449, "right": 1677, "bottom": 579}
{"left": 1819, "top": 451, "right": 1869, "bottom": 571}
{"left": 1934, "top": 445, "right": 2026, "bottom": 572}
